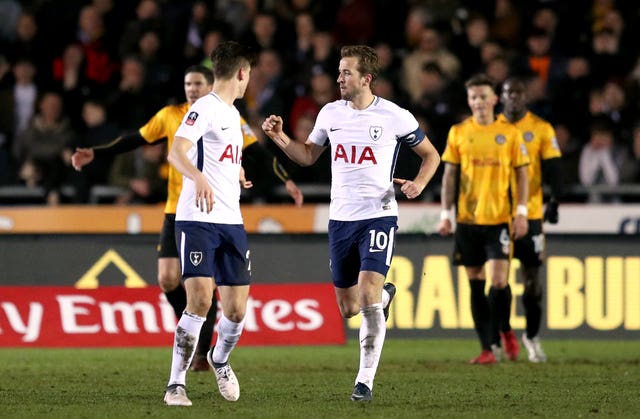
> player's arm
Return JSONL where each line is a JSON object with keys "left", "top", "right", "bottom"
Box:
{"left": 168, "top": 136, "right": 213, "bottom": 213}
{"left": 261, "top": 115, "right": 325, "bottom": 166}
{"left": 71, "top": 131, "right": 158, "bottom": 171}
{"left": 513, "top": 164, "right": 530, "bottom": 239}
{"left": 242, "top": 142, "right": 303, "bottom": 206}
{"left": 542, "top": 157, "right": 562, "bottom": 223}
{"left": 438, "top": 162, "right": 458, "bottom": 236}
{"left": 393, "top": 136, "right": 441, "bottom": 200}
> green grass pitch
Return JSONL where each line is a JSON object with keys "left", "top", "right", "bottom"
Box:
{"left": 2, "top": 339, "right": 639, "bottom": 418}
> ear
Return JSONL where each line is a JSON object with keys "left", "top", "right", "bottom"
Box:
{"left": 362, "top": 73, "right": 373, "bottom": 87}
{"left": 238, "top": 66, "right": 249, "bottom": 82}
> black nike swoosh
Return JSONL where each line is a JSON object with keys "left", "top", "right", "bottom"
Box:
{"left": 329, "top": 128, "right": 342, "bottom": 132}
{"left": 221, "top": 126, "right": 230, "bottom": 130}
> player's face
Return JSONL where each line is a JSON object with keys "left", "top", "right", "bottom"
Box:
{"left": 501, "top": 80, "right": 527, "bottom": 113}
{"left": 467, "top": 85, "right": 497, "bottom": 120}
{"left": 184, "top": 72, "right": 212, "bottom": 105}
{"left": 337, "top": 56, "right": 364, "bottom": 101}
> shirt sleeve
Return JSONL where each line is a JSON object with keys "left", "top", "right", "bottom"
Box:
{"left": 441, "top": 125, "right": 460, "bottom": 164}
{"left": 174, "top": 100, "right": 210, "bottom": 145}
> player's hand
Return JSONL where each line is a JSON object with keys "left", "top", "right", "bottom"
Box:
{"left": 194, "top": 173, "right": 214, "bottom": 213}
{"left": 239, "top": 167, "right": 253, "bottom": 189}
{"left": 438, "top": 219, "right": 453, "bottom": 236}
{"left": 285, "top": 179, "right": 303, "bottom": 207}
{"left": 512, "top": 215, "right": 529, "bottom": 240}
{"left": 71, "top": 148, "right": 95, "bottom": 171}
{"left": 393, "top": 178, "right": 424, "bottom": 200}
{"left": 261, "top": 115, "right": 283, "bottom": 138}
{"left": 544, "top": 199, "right": 559, "bottom": 224}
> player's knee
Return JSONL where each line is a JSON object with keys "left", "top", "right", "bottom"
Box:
{"left": 157, "top": 270, "right": 180, "bottom": 292}
{"left": 337, "top": 302, "right": 359, "bottom": 319}
{"left": 523, "top": 280, "right": 542, "bottom": 304}
{"left": 188, "top": 295, "right": 212, "bottom": 317}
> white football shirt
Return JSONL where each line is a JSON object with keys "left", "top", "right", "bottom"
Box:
{"left": 175, "top": 93, "right": 243, "bottom": 224}
{"left": 308, "top": 96, "right": 423, "bottom": 221}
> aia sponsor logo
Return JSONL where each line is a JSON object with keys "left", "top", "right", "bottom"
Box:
{"left": 333, "top": 144, "right": 377, "bottom": 164}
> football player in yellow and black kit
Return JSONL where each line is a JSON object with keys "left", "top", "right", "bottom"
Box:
{"left": 499, "top": 77, "right": 562, "bottom": 363}
{"left": 438, "top": 74, "right": 530, "bottom": 365}
{"left": 72, "top": 65, "right": 303, "bottom": 370}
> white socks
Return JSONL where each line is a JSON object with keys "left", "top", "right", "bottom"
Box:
{"left": 355, "top": 303, "right": 386, "bottom": 390}
{"left": 211, "top": 314, "right": 245, "bottom": 365}
{"left": 382, "top": 287, "right": 391, "bottom": 308}
{"left": 167, "top": 311, "right": 205, "bottom": 386}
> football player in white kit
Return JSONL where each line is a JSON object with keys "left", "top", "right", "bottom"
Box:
{"left": 163, "top": 41, "right": 255, "bottom": 407}
{"left": 262, "top": 45, "right": 441, "bottom": 401}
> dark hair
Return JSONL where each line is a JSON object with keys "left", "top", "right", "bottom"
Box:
{"left": 209, "top": 41, "right": 256, "bottom": 80}
{"left": 340, "top": 45, "right": 379, "bottom": 84}
{"left": 185, "top": 64, "right": 214, "bottom": 85}
{"left": 465, "top": 73, "right": 495, "bottom": 90}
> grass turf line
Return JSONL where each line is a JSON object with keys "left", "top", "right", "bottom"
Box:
{"left": 1, "top": 339, "right": 639, "bottom": 418}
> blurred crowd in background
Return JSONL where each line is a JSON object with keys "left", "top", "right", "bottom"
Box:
{"left": 0, "top": 0, "right": 639, "bottom": 205}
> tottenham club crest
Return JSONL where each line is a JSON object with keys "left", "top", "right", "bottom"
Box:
{"left": 190, "top": 251, "right": 203, "bottom": 266}
{"left": 186, "top": 111, "right": 199, "bottom": 126}
{"left": 369, "top": 126, "right": 382, "bottom": 141}
{"left": 495, "top": 134, "right": 506, "bottom": 145}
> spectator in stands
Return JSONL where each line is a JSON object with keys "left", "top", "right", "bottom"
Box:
{"left": 271, "top": 0, "right": 335, "bottom": 32}
{"left": 105, "top": 55, "right": 159, "bottom": 130}
{"left": 50, "top": 44, "right": 89, "bottom": 131}
{"left": 411, "top": 61, "right": 464, "bottom": 153}
{"left": 588, "top": 27, "right": 632, "bottom": 86}
{"left": 331, "top": 0, "right": 375, "bottom": 46}
{"left": 554, "top": 123, "right": 581, "bottom": 189}
{"left": 484, "top": 54, "right": 511, "bottom": 90}
{"left": 308, "top": 30, "right": 340, "bottom": 77}
{"left": 619, "top": 122, "right": 640, "bottom": 185}
{"left": 71, "top": 98, "right": 119, "bottom": 202}
{"left": 451, "top": 12, "right": 490, "bottom": 79}
{"left": 374, "top": 42, "right": 403, "bottom": 97}
{"left": 109, "top": 143, "right": 167, "bottom": 205}
{"left": 0, "top": 55, "right": 13, "bottom": 184}
{"left": 489, "top": 0, "right": 522, "bottom": 49}
{"left": 0, "top": 0, "right": 21, "bottom": 45}
{"left": 12, "top": 91, "right": 75, "bottom": 205}
{"left": 243, "top": 49, "right": 294, "bottom": 126}
{"left": 136, "top": 29, "right": 174, "bottom": 90}
{"left": 2, "top": 12, "right": 47, "bottom": 80}
{"left": 74, "top": 4, "right": 119, "bottom": 90}
{"left": 180, "top": 1, "right": 218, "bottom": 66}
{"left": 12, "top": 58, "right": 38, "bottom": 142}
{"left": 284, "top": 12, "right": 317, "bottom": 97}
{"left": 551, "top": 55, "right": 592, "bottom": 138}
{"left": 401, "top": 26, "right": 461, "bottom": 103}
{"left": 199, "top": 28, "right": 225, "bottom": 69}
{"left": 512, "top": 27, "right": 566, "bottom": 94}
{"left": 119, "top": 0, "right": 164, "bottom": 58}
{"left": 289, "top": 71, "right": 338, "bottom": 133}
{"left": 579, "top": 118, "right": 627, "bottom": 202}
{"left": 242, "top": 10, "right": 283, "bottom": 52}
{"left": 403, "top": 6, "right": 432, "bottom": 50}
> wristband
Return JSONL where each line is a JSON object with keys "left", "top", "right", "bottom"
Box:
{"left": 516, "top": 204, "right": 528, "bottom": 217}
{"left": 440, "top": 209, "right": 451, "bottom": 221}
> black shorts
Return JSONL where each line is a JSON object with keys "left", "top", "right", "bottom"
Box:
{"left": 453, "top": 223, "right": 511, "bottom": 266}
{"left": 158, "top": 214, "right": 178, "bottom": 258}
{"left": 513, "top": 219, "right": 545, "bottom": 267}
